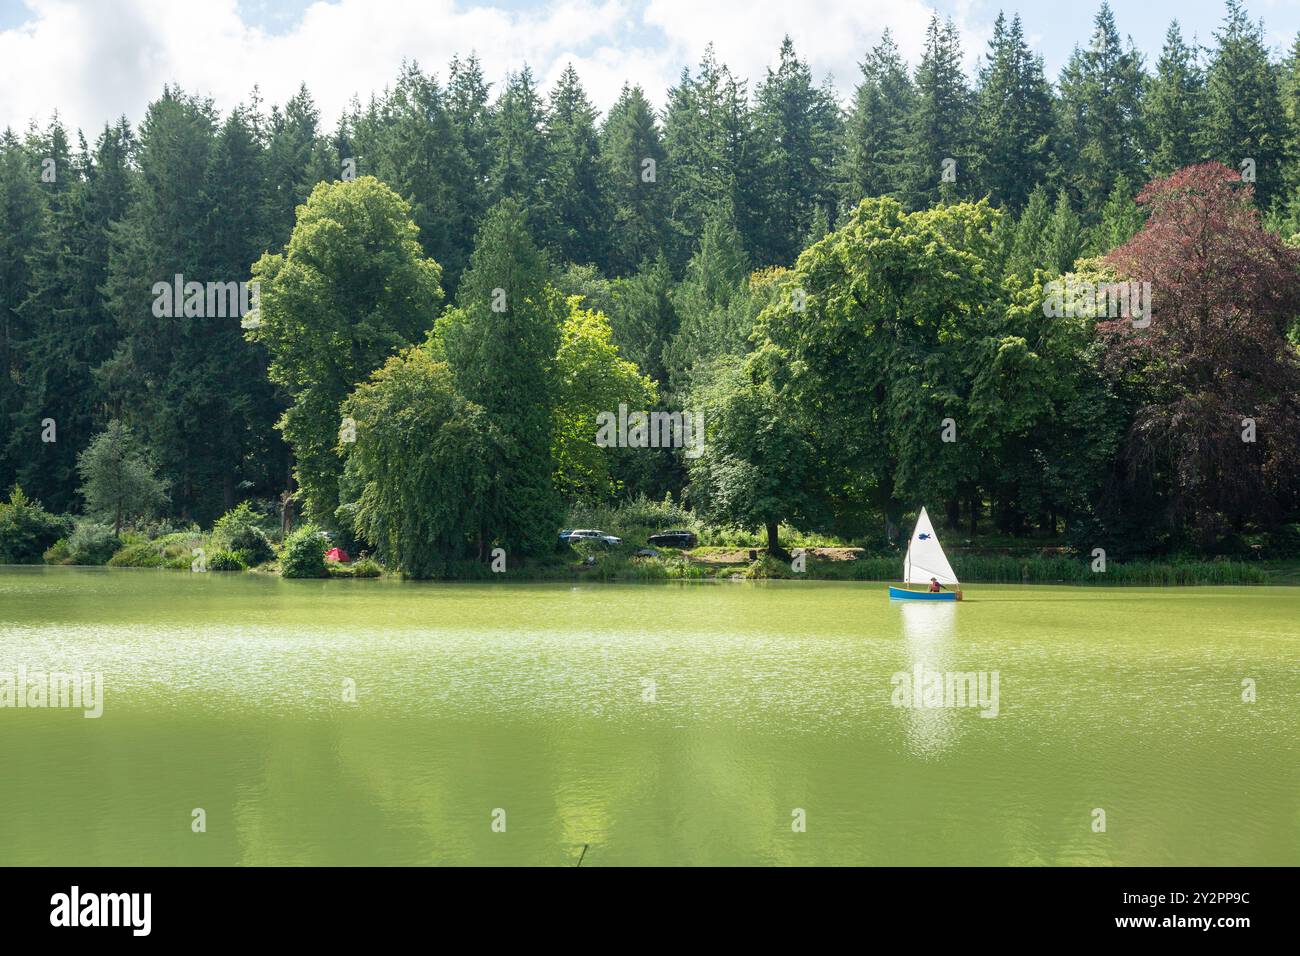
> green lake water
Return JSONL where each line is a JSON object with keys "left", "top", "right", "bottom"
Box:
{"left": 1, "top": 566, "right": 1296, "bottom": 866}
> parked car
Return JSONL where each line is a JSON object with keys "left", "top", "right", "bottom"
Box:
{"left": 563, "top": 529, "right": 623, "bottom": 548}
{"left": 647, "top": 529, "right": 697, "bottom": 549}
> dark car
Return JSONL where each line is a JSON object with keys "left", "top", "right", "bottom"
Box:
{"left": 647, "top": 530, "right": 697, "bottom": 549}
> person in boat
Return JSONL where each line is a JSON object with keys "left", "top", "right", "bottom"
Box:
{"left": 928, "top": 577, "right": 942, "bottom": 593}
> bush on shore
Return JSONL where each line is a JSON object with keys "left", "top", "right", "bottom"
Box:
{"left": 0, "top": 487, "right": 67, "bottom": 564}
{"left": 211, "top": 503, "right": 274, "bottom": 565}
{"left": 281, "top": 526, "right": 328, "bottom": 579}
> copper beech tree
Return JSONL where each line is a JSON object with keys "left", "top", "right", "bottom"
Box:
{"left": 1100, "top": 162, "right": 1300, "bottom": 543}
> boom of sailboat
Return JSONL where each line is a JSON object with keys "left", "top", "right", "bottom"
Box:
{"left": 888, "top": 506, "right": 963, "bottom": 601}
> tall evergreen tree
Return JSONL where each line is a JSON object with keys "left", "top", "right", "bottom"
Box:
{"left": 98, "top": 88, "right": 237, "bottom": 521}
{"left": 840, "top": 30, "right": 913, "bottom": 209}
{"left": 368, "top": 64, "right": 476, "bottom": 288}
{"left": 1055, "top": 3, "right": 1146, "bottom": 218}
{"left": 663, "top": 46, "right": 757, "bottom": 269}
{"left": 751, "top": 37, "right": 842, "bottom": 266}
{"left": 903, "top": 15, "right": 973, "bottom": 209}
{"left": 599, "top": 84, "right": 669, "bottom": 276}
{"left": 437, "top": 199, "right": 563, "bottom": 555}
{"left": 1005, "top": 185, "right": 1052, "bottom": 280}
{"left": 1205, "top": 0, "right": 1287, "bottom": 207}
{"left": 1145, "top": 21, "right": 1207, "bottom": 177}
{"left": 264, "top": 85, "right": 335, "bottom": 251}
{"left": 1089, "top": 173, "right": 1145, "bottom": 254}
{"left": 975, "top": 13, "right": 1054, "bottom": 210}
{"left": 11, "top": 120, "right": 135, "bottom": 511}
{"left": 1045, "top": 189, "right": 1084, "bottom": 274}
{"left": 488, "top": 66, "right": 549, "bottom": 223}
{"left": 543, "top": 64, "right": 610, "bottom": 269}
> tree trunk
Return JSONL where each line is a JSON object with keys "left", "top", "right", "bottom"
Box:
{"left": 765, "top": 520, "right": 787, "bottom": 560}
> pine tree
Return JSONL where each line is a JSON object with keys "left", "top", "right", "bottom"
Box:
{"left": 600, "top": 84, "right": 669, "bottom": 276}
{"left": 840, "top": 30, "right": 913, "bottom": 209}
{"left": 1045, "top": 189, "right": 1083, "bottom": 274}
{"left": 264, "top": 86, "right": 335, "bottom": 251}
{"left": 1205, "top": 0, "right": 1287, "bottom": 207}
{"left": 663, "top": 46, "right": 756, "bottom": 269}
{"left": 1089, "top": 173, "right": 1144, "bottom": 255}
{"left": 488, "top": 66, "right": 549, "bottom": 223}
{"left": 751, "top": 37, "right": 841, "bottom": 266}
{"left": 99, "top": 88, "right": 224, "bottom": 520}
{"left": 975, "top": 13, "right": 1054, "bottom": 210}
{"left": 5, "top": 119, "right": 77, "bottom": 505}
{"left": 543, "top": 64, "right": 610, "bottom": 269}
{"left": 1055, "top": 3, "right": 1146, "bottom": 218}
{"left": 369, "top": 64, "right": 476, "bottom": 288}
{"left": 903, "top": 15, "right": 973, "bottom": 209}
{"left": 1145, "top": 21, "right": 1207, "bottom": 177}
{"left": 1005, "top": 185, "right": 1051, "bottom": 280}
{"left": 662, "top": 198, "right": 751, "bottom": 388}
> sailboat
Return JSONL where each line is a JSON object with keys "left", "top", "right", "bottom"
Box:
{"left": 888, "top": 507, "right": 963, "bottom": 601}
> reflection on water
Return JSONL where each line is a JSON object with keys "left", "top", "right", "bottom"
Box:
{"left": 897, "top": 600, "right": 960, "bottom": 760}
{"left": 0, "top": 568, "right": 1297, "bottom": 865}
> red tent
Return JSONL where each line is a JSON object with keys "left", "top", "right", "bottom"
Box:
{"left": 325, "top": 547, "right": 350, "bottom": 563}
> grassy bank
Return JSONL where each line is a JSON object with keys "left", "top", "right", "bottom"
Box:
{"left": 9, "top": 490, "right": 1295, "bottom": 586}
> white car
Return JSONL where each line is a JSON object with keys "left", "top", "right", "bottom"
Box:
{"left": 565, "top": 529, "right": 622, "bottom": 548}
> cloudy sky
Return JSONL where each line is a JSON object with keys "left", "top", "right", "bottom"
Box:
{"left": 3, "top": 0, "right": 1300, "bottom": 136}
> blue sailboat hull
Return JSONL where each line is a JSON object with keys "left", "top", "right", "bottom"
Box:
{"left": 888, "top": 586, "right": 960, "bottom": 601}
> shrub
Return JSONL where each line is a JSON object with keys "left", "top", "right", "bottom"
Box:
{"left": 350, "top": 557, "right": 383, "bottom": 578}
{"left": 207, "top": 550, "right": 247, "bottom": 571}
{"left": 281, "top": 526, "right": 328, "bottom": 579}
{"left": 107, "top": 530, "right": 206, "bottom": 568}
{"left": 0, "top": 486, "right": 67, "bottom": 564}
{"left": 212, "top": 503, "right": 274, "bottom": 564}
{"left": 63, "top": 521, "right": 121, "bottom": 566}
{"left": 43, "top": 538, "right": 72, "bottom": 565}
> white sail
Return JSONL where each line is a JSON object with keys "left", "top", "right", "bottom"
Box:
{"left": 903, "top": 507, "right": 960, "bottom": 586}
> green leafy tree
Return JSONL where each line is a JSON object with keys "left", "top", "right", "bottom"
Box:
{"left": 688, "top": 355, "right": 822, "bottom": 556}
{"left": 248, "top": 175, "right": 443, "bottom": 527}
{"left": 0, "top": 486, "right": 66, "bottom": 564}
{"left": 342, "top": 347, "right": 498, "bottom": 577}
{"left": 553, "top": 298, "right": 657, "bottom": 500}
{"left": 76, "top": 420, "right": 169, "bottom": 533}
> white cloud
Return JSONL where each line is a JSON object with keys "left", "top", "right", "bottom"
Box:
{"left": 0, "top": 0, "right": 988, "bottom": 136}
